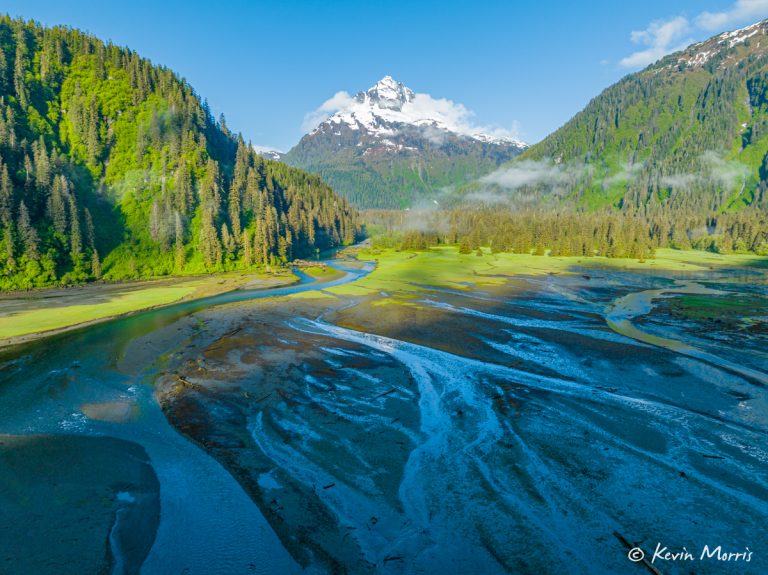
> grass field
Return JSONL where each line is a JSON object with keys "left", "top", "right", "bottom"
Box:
{"left": 0, "top": 286, "right": 196, "bottom": 340}
{"left": 0, "top": 270, "right": 297, "bottom": 343}
{"left": 326, "top": 246, "right": 768, "bottom": 297}
{"left": 5, "top": 246, "right": 766, "bottom": 344}
{"left": 300, "top": 266, "right": 344, "bottom": 279}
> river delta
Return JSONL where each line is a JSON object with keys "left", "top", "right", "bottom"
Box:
{"left": 1, "top": 248, "right": 767, "bottom": 574}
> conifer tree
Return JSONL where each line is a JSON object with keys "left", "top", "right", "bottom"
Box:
{"left": 242, "top": 229, "right": 252, "bottom": 267}
{"left": 69, "top": 194, "right": 82, "bottom": 264}
{"left": 174, "top": 211, "right": 185, "bottom": 271}
{"left": 18, "top": 201, "right": 39, "bottom": 260}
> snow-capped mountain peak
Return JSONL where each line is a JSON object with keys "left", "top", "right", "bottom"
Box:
{"left": 360, "top": 75, "right": 415, "bottom": 110}
{"left": 252, "top": 146, "right": 283, "bottom": 161}
{"left": 285, "top": 76, "right": 528, "bottom": 208}
{"left": 676, "top": 18, "right": 767, "bottom": 69}
{"left": 310, "top": 76, "right": 526, "bottom": 148}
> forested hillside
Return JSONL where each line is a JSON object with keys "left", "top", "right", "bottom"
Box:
{"left": 499, "top": 20, "right": 768, "bottom": 213}
{"left": 0, "top": 17, "right": 358, "bottom": 290}
{"left": 285, "top": 131, "right": 520, "bottom": 209}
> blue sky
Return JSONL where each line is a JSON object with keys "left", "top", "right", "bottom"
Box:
{"left": 5, "top": 0, "right": 768, "bottom": 150}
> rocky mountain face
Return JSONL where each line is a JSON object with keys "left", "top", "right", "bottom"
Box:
{"left": 283, "top": 76, "right": 527, "bottom": 208}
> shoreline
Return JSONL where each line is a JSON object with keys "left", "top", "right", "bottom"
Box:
{"left": 2, "top": 247, "right": 763, "bottom": 351}
{"left": 0, "top": 269, "right": 301, "bottom": 350}
{"left": 0, "top": 265, "right": 302, "bottom": 299}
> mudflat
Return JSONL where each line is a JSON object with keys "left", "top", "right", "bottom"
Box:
{"left": 151, "top": 247, "right": 768, "bottom": 574}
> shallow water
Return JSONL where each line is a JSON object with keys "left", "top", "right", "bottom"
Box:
{"left": 1, "top": 261, "right": 767, "bottom": 574}
{"left": 0, "top": 262, "right": 372, "bottom": 575}
{"left": 151, "top": 266, "right": 768, "bottom": 574}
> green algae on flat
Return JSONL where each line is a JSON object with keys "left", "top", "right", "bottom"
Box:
{"left": 324, "top": 246, "right": 768, "bottom": 300}
{"left": 668, "top": 294, "right": 768, "bottom": 321}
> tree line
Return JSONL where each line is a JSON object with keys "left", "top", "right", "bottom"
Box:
{"left": 366, "top": 207, "right": 768, "bottom": 259}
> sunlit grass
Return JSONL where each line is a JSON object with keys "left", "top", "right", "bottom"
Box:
{"left": 327, "top": 246, "right": 768, "bottom": 297}
{"left": 0, "top": 270, "right": 297, "bottom": 341}
{"left": 0, "top": 285, "right": 195, "bottom": 339}
{"left": 301, "top": 266, "right": 345, "bottom": 280}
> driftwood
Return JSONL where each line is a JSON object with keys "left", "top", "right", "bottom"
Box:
{"left": 292, "top": 259, "right": 328, "bottom": 269}
{"left": 221, "top": 327, "right": 243, "bottom": 338}
{"left": 175, "top": 375, "right": 205, "bottom": 392}
{"left": 372, "top": 388, "right": 396, "bottom": 400}
{"left": 206, "top": 326, "right": 243, "bottom": 351}
{"left": 612, "top": 531, "right": 663, "bottom": 575}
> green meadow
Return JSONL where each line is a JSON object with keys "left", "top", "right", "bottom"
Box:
{"left": 325, "top": 246, "right": 768, "bottom": 298}
{"left": 0, "top": 286, "right": 196, "bottom": 340}
{"left": 5, "top": 245, "right": 767, "bottom": 343}
{"left": 0, "top": 271, "right": 296, "bottom": 343}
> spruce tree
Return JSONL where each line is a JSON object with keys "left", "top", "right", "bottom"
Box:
{"left": 18, "top": 201, "right": 39, "bottom": 261}
{"left": 174, "top": 211, "right": 185, "bottom": 271}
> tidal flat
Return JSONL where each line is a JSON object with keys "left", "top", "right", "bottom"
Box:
{"left": 148, "top": 247, "right": 768, "bottom": 574}
{"left": 0, "top": 248, "right": 766, "bottom": 574}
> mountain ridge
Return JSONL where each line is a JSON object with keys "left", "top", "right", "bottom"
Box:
{"left": 310, "top": 75, "right": 526, "bottom": 148}
{"left": 283, "top": 76, "right": 526, "bottom": 208}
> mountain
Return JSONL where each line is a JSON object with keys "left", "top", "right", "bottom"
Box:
{"left": 283, "top": 76, "right": 527, "bottom": 208}
{"left": 507, "top": 19, "right": 768, "bottom": 212}
{"left": 252, "top": 146, "right": 284, "bottom": 161}
{"left": 0, "top": 17, "right": 358, "bottom": 290}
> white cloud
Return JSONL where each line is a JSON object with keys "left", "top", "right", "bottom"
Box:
{"left": 251, "top": 144, "right": 284, "bottom": 154}
{"left": 658, "top": 152, "right": 749, "bottom": 189}
{"left": 601, "top": 162, "right": 644, "bottom": 188}
{"left": 478, "top": 160, "right": 583, "bottom": 190}
{"left": 421, "top": 124, "right": 450, "bottom": 145}
{"left": 301, "top": 90, "right": 357, "bottom": 132}
{"left": 620, "top": 16, "right": 692, "bottom": 68}
{"left": 660, "top": 174, "right": 697, "bottom": 188}
{"left": 409, "top": 93, "right": 472, "bottom": 129}
{"left": 697, "top": 0, "right": 768, "bottom": 30}
{"left": 480, "top": 120, "right": 524, "bottom": 142}
{"left": 701, "top": 150, "right": 750, "bottom": 187}
{"left": 619, "top": 1, "right": 768, "bottom": 69}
